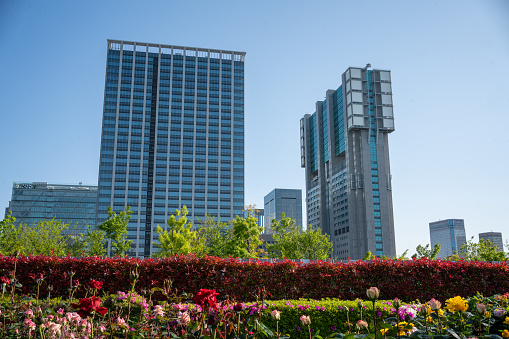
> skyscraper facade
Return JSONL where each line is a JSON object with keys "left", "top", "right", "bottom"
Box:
{"left": 300, "top": 65, "right": 396, "bottom": 259}
{"left": 97, "top": 40, "right": 245, "bottom": 257}
{"left": 429, "top": 219, "right": 466, "bottom": 258}
{"left": 7, "top": 182, "right": 97, "bottom": 234}
{"left": 479, "top": 232, "right": 504, "bottom": 252}
{"left": 264, "top": 188, "right": 303, "bottom": 233}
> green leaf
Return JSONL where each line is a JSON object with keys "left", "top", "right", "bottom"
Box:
{"left": 445, "top": 328, "right": 461, "bottom": 339}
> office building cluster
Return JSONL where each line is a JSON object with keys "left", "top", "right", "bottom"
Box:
{"left": 4, "top": 39, "right": 405, "bottom": 259}
{"left": 429, "top": 219, "right": 504, "bottom": 258}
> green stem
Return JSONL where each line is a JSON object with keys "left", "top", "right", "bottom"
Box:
{"left": 373, "top": 300, "right": 378, "bottom": 339}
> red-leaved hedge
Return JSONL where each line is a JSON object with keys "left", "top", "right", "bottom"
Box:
{"left": 2, "top": 255, "right": 508, "bottom": 302}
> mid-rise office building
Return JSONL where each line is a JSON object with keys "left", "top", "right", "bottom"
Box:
{"left": 300, "top": 65, "right": 396, "bottom": 259}
{"left": 97, "top": 40, "right": 245, "bottom": 257}
{"left": 264, "top": 189, "right": 303, "bottom": 233}
{"left": 429, "top": 219, "right": 467, "bottom": 258}
{"left": 7, "top": 182, "right": 97, "bottom": 234}
{"left": 479, "top": 232, "right": 504, "bottom": 252}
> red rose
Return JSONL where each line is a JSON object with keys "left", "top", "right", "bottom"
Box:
{"left": 192, "top": 289, "right": 219, "bottom": 310}
{"left": 89, "top": 279, "right": 103, "bottom": 290}
{"left": 0, "top": 277, "right": 10, "bottom": 285}
{"left": 72, "top": 296, "right": 108, "bottom": 317}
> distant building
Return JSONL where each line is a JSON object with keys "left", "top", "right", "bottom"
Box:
{"left": 7, "top": 182, "right": 97, "bottom": 234}
{"left": 300, "top": 65, "right": 396, "bottom": 259}
{"left": 255, "top": 208, "right": 264, "bottom": 228}
{"left": 243, "top": 208, "right": 264, "bottom": 228}
{"left": 429, "top": 219, "right": 467, "bottom": 258}
{"left": 264, "top": 189, "right": 303, "bottom": 233}
{"left": 479, "top": 232, "right": 504, "bottom": 252}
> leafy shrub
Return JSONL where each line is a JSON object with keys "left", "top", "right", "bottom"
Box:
{"left": 262, "top": 299, "right": 394, "bottom": 338}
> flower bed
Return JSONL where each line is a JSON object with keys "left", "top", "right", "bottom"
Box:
{"left": 1, "top": 254, "right": 508, "bottom": 302}
{"left": 2, "top": 278, "right": 509, "bottom": 338}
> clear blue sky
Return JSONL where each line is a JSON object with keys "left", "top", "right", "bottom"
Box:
{"left": 1, "top": 0, "right": 508, "bottom": 255}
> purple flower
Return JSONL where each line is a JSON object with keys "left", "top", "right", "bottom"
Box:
{"left": 296, "top": 326, "right": 301, "bottom": 331}
{"left": 350, "top": 308, "right": 354, "bottom": 312}
{"left": 338, "top": 306, "right": 343, "bottom": 310}
{"left": 298, "top": 305, "right": 306, "bottom": 311}
{"left": 398, "top": 305, "right": 417, "bottom": 321}
{"left": 376, "top": 309, "right": 382, "bottom": 317}
{"left": 331, "top": 326, "right": 337, "bottom": 331}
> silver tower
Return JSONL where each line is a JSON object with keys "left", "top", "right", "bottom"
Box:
{"left": 301, "top": 65, "right": 396, "bottom": 259}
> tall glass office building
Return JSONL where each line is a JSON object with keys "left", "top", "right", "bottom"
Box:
{"left": 301, "top": 65, "right": 396, "bottom": 259}
{"left": 430, "top": 219, "right": 466, "bottom": 258}
{"left": 7, "top": 182, "right": 97, "bottom": 234}
{"left": 97, "top": 40, "right": 245, "bottom": 257}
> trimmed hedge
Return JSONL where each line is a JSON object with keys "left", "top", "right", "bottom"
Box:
{"left": 1, "top": 255, "right": 508, "bottom": 302}
{"left": 261, "top": 299, "right": 394, "bottom": 339}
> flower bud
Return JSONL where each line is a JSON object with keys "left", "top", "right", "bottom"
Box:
{"left": 393, "top": 298, "right": 401, "bottom": 308}
{"left": 366, "top": 287, "right": 380, "bottom": 300}
{"left": 356, "top": 319, "right": 368, "bottom": 330}
{"left": 271, "top": 309, "right": 281, "bottom": 320}
{"left": 494, "top": 308, "right": 507, "bottom": 318}
{"left": 357, "top": 300, "right": 363, "bottom": 309}
{"left": 476, "top": 303, "right": 487, "bottom": 314}
{"left": 427, "top": 298, "right": 441, "bottom": 311}
{"left": 419, "top": 304, "right": 428, "bottom": 316}
{"left": 300, "top": 315, "right": 311, "bottom": 325}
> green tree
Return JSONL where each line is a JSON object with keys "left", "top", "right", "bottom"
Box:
{"left": 98, "top": 206, "right": 132, "bottom": 257}
{"left": 412, "top": 243, "right": 441, "bottom": 260}
{"left": 223, "top": 213, "right": 263, "bottom": 258}
{"left": 152, "top": 206, "right": 206, "bottom": 257}
{"left": 459, "top": 237, "right": 507, "bottom": 261}
{"left": 0, "top": 212, "right": 22, "bottom": 255}
{"left": 86, "top": 226, "right": 107, "bottom": 256}
{"left": 267, "top": 213, "right": 332, "bottom": 260}
{"left": 299, "top": 224, "right": 333, "bottom": 260}
{"left": 20, "top": 219, "right": 74, "bottom": 256}
{"left": 67, "top": 225, "right": 107, "bottom": 257}
{"left": 196, "top": 214, "right": 231, "bottom": 257}
{"left": 362, "top": 251, "right": 375, "bottom": 260}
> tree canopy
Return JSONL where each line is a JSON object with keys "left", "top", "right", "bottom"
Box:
{"left": 98, "top": 206, "right": 132, "bottom": 257}
{"left": 152, "top": 206, "right": 206, "bottom": 257}
{"left": 266, "top": 213, "right": 332, "bottom": 260}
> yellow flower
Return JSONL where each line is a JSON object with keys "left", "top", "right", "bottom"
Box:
{"left": 397, "top": 321, "right": 408, "bottom": 329}
{"left": 502, "top": 329, "right": 509, "bottom": 338}
{"left": 426, "top": 316, "right": 434, "bottom": 323}
{"left": 504, "top": 316, "right": 509, "bottom": 325}
{"left": 396, "top": 322, "right": 414, "bottom": 335}
{"left": 380, "top": 328, "right": 389, "bottom": 335}
{"left": 445, "top": 296, "right": 468, "bottom": 313}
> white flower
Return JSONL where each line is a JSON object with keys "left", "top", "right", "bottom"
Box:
{"left": 153, "top": 305, "right": 165, "bottom": 318}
